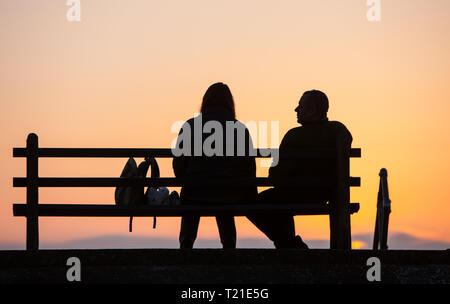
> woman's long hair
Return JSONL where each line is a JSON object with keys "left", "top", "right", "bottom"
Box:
{"left": 200, "top": 82, "right": 236, "bottom": 119}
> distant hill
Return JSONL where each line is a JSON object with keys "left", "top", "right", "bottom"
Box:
{"left": 1, "top": 232, "right": 449, "bottom": 250}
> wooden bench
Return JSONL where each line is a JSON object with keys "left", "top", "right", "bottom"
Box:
{"left": 12, "top": 133, "right": 361, "bottom": 251}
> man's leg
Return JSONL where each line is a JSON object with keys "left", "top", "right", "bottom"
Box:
{"left": 179, "top": 216, "right": 200, "bottom": 249}
{"left": 247, "top": 213, "right": 298, "bottom": 248}
{"left": 247, "top": 188, "right": 308, "bottom": 249}
{"left": 216, "top": 216, "right": 237, "bottom": 249}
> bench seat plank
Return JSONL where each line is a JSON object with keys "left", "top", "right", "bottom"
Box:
{"left": 13, "top": 203, "right": 359, "bottom": 217}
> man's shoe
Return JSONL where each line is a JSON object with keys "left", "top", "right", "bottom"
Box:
{"left": 294, "top": 235, "right": 309, "bottom": 249}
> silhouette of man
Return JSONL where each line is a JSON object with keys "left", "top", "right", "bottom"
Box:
{"left": 247, "top": 90, "right": 353, "bottom": 249}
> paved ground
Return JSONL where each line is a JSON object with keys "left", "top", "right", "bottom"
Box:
{"left": 0, "top": 249, "right": 449, "bottom": 284}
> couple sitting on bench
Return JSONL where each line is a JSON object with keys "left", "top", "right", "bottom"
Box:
{"left": 173, "top": 82, "right": 352, "bottom": 249}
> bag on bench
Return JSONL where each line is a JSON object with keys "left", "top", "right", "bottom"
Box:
{"left": 115, "top": 157, "right": 159, "bottom": 232}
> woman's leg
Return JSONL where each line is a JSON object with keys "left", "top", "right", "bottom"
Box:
{"left": 179, "top": 216, "right": 200, "bottom": 249}
{"left": 215, "top": 216, "right": 237, "bottom": 249}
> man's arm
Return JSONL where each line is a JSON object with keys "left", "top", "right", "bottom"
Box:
{"left": 335, "top": 124, "right": 353, "bottom": 155}
{"left": 268, "top": 130, "right": 291, "bottom": 178}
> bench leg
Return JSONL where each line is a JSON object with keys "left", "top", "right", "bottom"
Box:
{"left": 26, "top": 133, "right": 39, "bottom": 252}
{"left": 26, "top": 212, "right": 39, "bottom": 251}
{"left": 330, "top": 148, "right": 352, "bottom": 250}
{"left": 329, "top": 203, "right": 352, "bottom": 250}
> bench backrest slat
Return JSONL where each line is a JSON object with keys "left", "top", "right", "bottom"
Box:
{"left": 13, "top": 147, "right": 361, "bottom": 158}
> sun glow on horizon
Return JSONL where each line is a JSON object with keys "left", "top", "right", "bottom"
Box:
{"left": 351, "top": 241, "right": 367, "bottom": 250}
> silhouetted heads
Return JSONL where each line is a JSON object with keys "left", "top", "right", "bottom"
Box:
{"left": 295, "top": 90, "right": 329, "bottom": 124}
{"left": 201, "top": 82, "right": 236, "bottom": 118}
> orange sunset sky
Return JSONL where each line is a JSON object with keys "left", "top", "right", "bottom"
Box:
{"left": 1, "top": 0, "right": 450, "bottom": 249}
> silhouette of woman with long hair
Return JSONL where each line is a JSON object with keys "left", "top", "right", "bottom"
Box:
{"left": 173, "top": 82, "right": 257, "bottom": 249}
